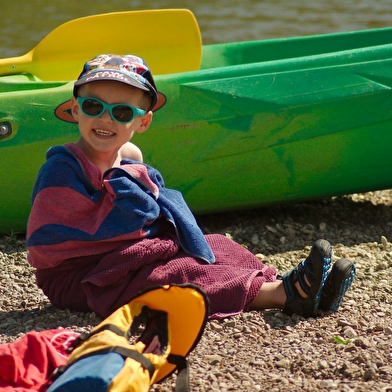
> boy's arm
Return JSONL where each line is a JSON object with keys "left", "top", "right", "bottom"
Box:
{"left": 119, "top": 142, "right": 143, "bottom": 162}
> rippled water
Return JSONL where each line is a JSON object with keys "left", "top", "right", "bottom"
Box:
{"left": 1, "top": 0, "right": 392, "bottom": 57}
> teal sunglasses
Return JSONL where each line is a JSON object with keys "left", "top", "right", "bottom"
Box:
{"left": 77, "top": 96, "right": 147, "bottom": 124}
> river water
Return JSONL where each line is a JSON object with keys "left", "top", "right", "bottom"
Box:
{"left": 1, "top": 0, "right": 392, "bottom": 58}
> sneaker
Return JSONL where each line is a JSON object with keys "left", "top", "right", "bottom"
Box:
{"left": 318, "top": 258, "right": 356, "bottom": 313}
{"left": 282, "top": 239, "right": 332, "bottom": 317}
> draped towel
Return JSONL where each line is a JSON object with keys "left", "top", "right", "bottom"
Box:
{"left": 27, "top": 143, "right": 214, "bottom": 269}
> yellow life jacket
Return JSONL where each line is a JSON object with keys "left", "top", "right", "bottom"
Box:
{"left": 47, "top": 284, "right": 209, "bottom": 392}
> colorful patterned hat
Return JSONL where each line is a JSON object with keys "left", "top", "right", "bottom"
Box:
{"left": 73, "top": 54, "right": 158, "bottom": 110}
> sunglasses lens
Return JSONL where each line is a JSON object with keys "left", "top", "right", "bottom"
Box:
{"left": 82, "top": 99, "right": 104, "bottom": 116}
{"left": 112, "top": 105, "right": 134, "bottom": 122}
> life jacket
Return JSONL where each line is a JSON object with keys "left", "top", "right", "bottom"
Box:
{"left": 47, "top": 283, "right": 209, "bottom": 392}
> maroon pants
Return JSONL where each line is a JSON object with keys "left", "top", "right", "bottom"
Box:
{"left": 36, "top": 234, "right": 277, "bottom": 319}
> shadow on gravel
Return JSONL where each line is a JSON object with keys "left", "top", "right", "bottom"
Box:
{"left": 0, "top": 306, "right": 102, "bottom": 338}
{"left": 261, "top": 309, "right": 301, "bottom": 329}
{"left": 197, "top": 193, "right": 392, "bottom": 254}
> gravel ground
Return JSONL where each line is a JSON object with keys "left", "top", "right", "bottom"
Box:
{"left": 0, "top": 190, "right": 391, "bottom": 391}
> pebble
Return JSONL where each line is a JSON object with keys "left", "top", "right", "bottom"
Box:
{"left": 364, "top": 367, "right": 377, "bottom": 380}
{"left": 276, "top": 359, "right": 291, "bottom": 369}
{"left": 319, "top": 379, "right": 338, "bottom": 388}
{"left": 204, "top": 355, "right": 223, "bottom": 365}
{"left": 381, "top": 235, "right": 389, "bottom": 249}
{"left": 343, "top": 326, "right": 357, "bottom": 338}
{"left": 355, "top": 337, "right": 372, "bottom": 349}
{"left": 384, "top": 326, "right": 392, "bottom": 335}
{"left": 210, "top": 321, "right": 223, "bottom": 332}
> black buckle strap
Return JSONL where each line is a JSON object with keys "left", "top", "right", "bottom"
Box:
{"left": 168, "top": 354, "right": 190, "bottom": 392}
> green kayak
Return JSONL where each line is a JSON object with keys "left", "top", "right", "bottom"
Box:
{"left": 1, "top": 9, "right": 392, "bottom": 234}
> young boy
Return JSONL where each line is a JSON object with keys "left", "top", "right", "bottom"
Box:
{"left": 27, "top": 54, "right": 356, "bottom": 319}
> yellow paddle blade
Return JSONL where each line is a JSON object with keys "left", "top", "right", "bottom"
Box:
{"left": 0, "top": 9, "right": 201, "bottom": 80}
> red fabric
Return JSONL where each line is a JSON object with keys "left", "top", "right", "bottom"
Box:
{"left": 36, "top": 233, "right": 277, "bottom": 319}
{"left": 0, "top": 329, "right": 79, "bottom": 391}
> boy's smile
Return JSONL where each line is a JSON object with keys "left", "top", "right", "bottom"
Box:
{"left": 93, "top": 128, "right": 115, "bottom": 138}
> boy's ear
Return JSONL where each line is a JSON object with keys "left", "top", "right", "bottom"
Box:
{"left": 70, "top": 96, "right": 80, "bottom": 122}
{"left": 136, "top": 111, "right": 153, "bottom": 133}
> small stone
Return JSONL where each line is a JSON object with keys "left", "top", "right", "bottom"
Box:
{"left": 88, "top": 312, "right": 98, "bottom": 321}
{"left": 352, "top": 354, "right": 366, "bottom": 365}
{"left": 68, "top": 315, "right": 78, "bottom": 323}
{"left": 300, "top": 342, "right": 312, "bottom": 352}
{"left": 343, "top": 326, "right": 357, "bottom": 338}
{"left": 251, "top": 360, "right": 265, "bottom": 367}
{"left": 319, "top": 360, "right": 329, "bottom": 369}
{"left": 344, "top": 343, "right": 358, "bottom": 353}
{"left": 364, "top": 367, "right": 377, "bottom": 380}
{"left": 384, "top": 326, "right": 392, "bottom": 335}
{"left": 338, "top": 319, "right": 356, "bottom": 328}
{"left": 379, "top": 366, "right": 392, "bottom": 375}
{"left": 251, "top": 234, "right": 259, "bottom": 244}
{"left": 266, "top": 225, "right": 279, "bottom": 235}
{"left": 355, "top": 337, "right": 372, "bottom": 348}
{"left": 318, "top": 379, "right": 337, "bottom": 389}
{"left": 343, "top": 363, "right": 361, "bottom": 378}
{"left": 319, "top": 222, "right": 327, "bottom": 231}
{"left": 223, "top": 320, "right": 236, "bottom": 328}
{"left": 381, "top": 235, "right": 389, "bottom": 249}
{"left": 210, "top": 323, "right": 223, "bottom": 332}
{"left": 205, "top": 355, "right": 223, "bottom": 365}
{"left": 275, "top": 359, "right": 291, "bottom": 369}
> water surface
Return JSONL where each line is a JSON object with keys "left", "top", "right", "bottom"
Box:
{"left": 1, "top": 0, "right": 392, "bottom": 57}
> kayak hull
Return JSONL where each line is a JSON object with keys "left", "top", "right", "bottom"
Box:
{"left": 2, "top": 26, "right": 392, "bottom": 233}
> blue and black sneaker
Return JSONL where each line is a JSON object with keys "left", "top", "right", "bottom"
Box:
{"left": 318, "top": 258, "right": 356, "bottom": 313}
{"left": 282, "top": 239, "right": 332, "bottom": 318}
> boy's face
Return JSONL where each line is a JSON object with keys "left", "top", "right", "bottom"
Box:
{"left": 71, "top": 80, "right": 152, "bottom": 156}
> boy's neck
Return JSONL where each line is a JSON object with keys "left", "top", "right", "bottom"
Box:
{"left": 75, "top": 137, "right": 120, "bottom": 174}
